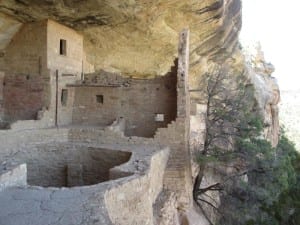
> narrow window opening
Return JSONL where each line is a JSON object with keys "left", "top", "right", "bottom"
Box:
{"left": 61, "top": 89, "right": 68, "bottom": 106}
{"left": 96, "top": 95, "right": 104, "bottom": 104}
{"left": 60, "top": 39, "right": 67, "bottom": 55}
{"left": 155, "top": 114, "right": 165, "bottom": 122}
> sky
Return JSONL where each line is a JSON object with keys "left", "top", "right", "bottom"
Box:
{"left": 240, "top": 0, "right": 300, "bottom": 90}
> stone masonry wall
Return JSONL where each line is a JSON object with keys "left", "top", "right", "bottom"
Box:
{"left": 155, "top": 29, "right": 192, "bottom": 209}
{"left": 1, "top": 143, "right": 131, "bottom": 187}
{"left": 46, "top": 20, "right": 84, "bottom": 126}
{"left": 53, "top": 71, "right": 76, "bottom": 126}
{"left": 0, "top": 20, "right": 85, "bottom": 125}
{"left": 0, "top": 28, "right": 192, "bottom": 225}
{"left": 2, "top": 21, "right": 48, "bottom": 75}
{"left": 0, "top": 21, "right": 50, "bottom": 122}
{"left": 70, "top": 29, "right": 193, "bottom": 210}
{"left": 72, "top": 85, "right": 120, "bottom": 126}
{"left": 47, "top": 20, "right": 84, "bottom": 75}
{"left": 3, "top": 74, "right": 45, "bottom": 122}
{"left": 105, "top": 149, "right": 169, "bottom": 225}
{"left": 0, "top": 126, "right": 169, "bottom": 225}
{"left": 72, "top": 70, "right": 177, "bottom": 137}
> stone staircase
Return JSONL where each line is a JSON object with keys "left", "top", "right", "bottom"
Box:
{"left": 154, "top": 119, "right": 191, "bottom": 206}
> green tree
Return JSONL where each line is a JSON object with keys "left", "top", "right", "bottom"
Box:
{"left": 193, "top": 63, "right": 262, "bottom": 224}
{"left": 193, "top": 63, "right": 300, "bottom": 225}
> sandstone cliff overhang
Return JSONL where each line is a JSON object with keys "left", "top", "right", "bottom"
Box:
{"left": 0, "top": 0, "right": 242, "bottom": 78}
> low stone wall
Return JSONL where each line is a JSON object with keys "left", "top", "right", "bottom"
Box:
{"left": 68, "top": 119, "right": 193, "bottom": 209}
{"left": 0, "top": 128, "right": 69, "bottom": 157}
{"left": 10, "top": 109, "right": 55, "bottom": 130}
{"left": 104, "top": 148, "right": 169, "bottom": 225}
{"left": 0, "top": 126, "right": 170, "bottom": 225}
{"left": 0, "top": 164, "right": 27, "bottom": 191}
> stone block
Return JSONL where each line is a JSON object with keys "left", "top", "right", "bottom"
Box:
{"left": 0, "top": 164, "right": 27, "bottom": 191}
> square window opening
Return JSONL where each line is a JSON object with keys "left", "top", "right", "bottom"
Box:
{"left": 60, "top": 39, "right": 67, "bottom": 55}
{"left": 96, "top": 95, "right": 104, "bottom": 104}
{"left": 61, "top": 89, "right": 68, "bottom": 106}
{"left": 155, "top": 114, "right": 165, "bottom": 122}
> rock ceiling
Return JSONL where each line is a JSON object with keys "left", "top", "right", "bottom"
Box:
{"left": 0, "top": 0, "right": 241, "bottom": 77}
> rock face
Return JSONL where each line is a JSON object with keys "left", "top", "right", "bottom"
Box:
{"left": 244, "top": 43, "right": 280, "bottom": 146}
{"left": 0, "top": 0, "right": 241, "bottom": 79}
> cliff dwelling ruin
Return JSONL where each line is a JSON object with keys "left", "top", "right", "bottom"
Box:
{"left": 0, "top": 19, "right": 194, "bottom": 225}
{"left": 0, "top": 20, "right": 179, "bottom": 137}
{"left": 0, "top": 0, "right": 287, "bottom": 224}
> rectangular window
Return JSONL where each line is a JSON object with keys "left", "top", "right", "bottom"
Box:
{"left": 155, "top": 114, "right": 164, "bottom": 122}
{"left": 96, "top": 95, "right": 103, "bottom": 104}
{"left": 60, "top": 39, "right": 67, "bottom": 55}
{"left": 61, "top": 89, "right": 68, "bottom": 106}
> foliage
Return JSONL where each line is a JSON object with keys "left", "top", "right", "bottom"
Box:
{"left": 193, "top": 63, "right": 300, "bottom": 225}
{"left": 259, "top": 135, "right": 300, "bottom": 225}
{"left": 218, "top": 134, "right": 300, "bottom": 225}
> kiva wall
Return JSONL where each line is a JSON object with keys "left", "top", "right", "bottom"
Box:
{"left": 2, "top": 143, "right": 132, "bottom": 188}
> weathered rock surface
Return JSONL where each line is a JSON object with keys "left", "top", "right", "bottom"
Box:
{"left": 244, "top": 44, "right": 280, "bottom": 146}
{"left": 0, "top": 0, "right": 241, "bottom": 79}
{"left": 0, "top": 13, "right": 21, "bottom": 51}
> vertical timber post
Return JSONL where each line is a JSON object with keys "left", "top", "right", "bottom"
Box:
{"left": 38, "top": 56, "right": 42, "bottom": 76}
{"left": 55, "top": 70, "right": 58, "bottom": 127}
{"left": 81, "top": 60, "right": 84, "bottom": 81}
{"left": 0, "top": 72, "right": 5, "bottom": 120}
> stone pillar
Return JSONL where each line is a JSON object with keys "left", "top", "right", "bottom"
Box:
{"left": 177, "top": 29, "right": 192, "bottom": 208}
{"left": 177, "top": 29, "right": 190, "bottom": 119}
{"left": 159, "top": 29, "right": 193, "bottom": 210}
